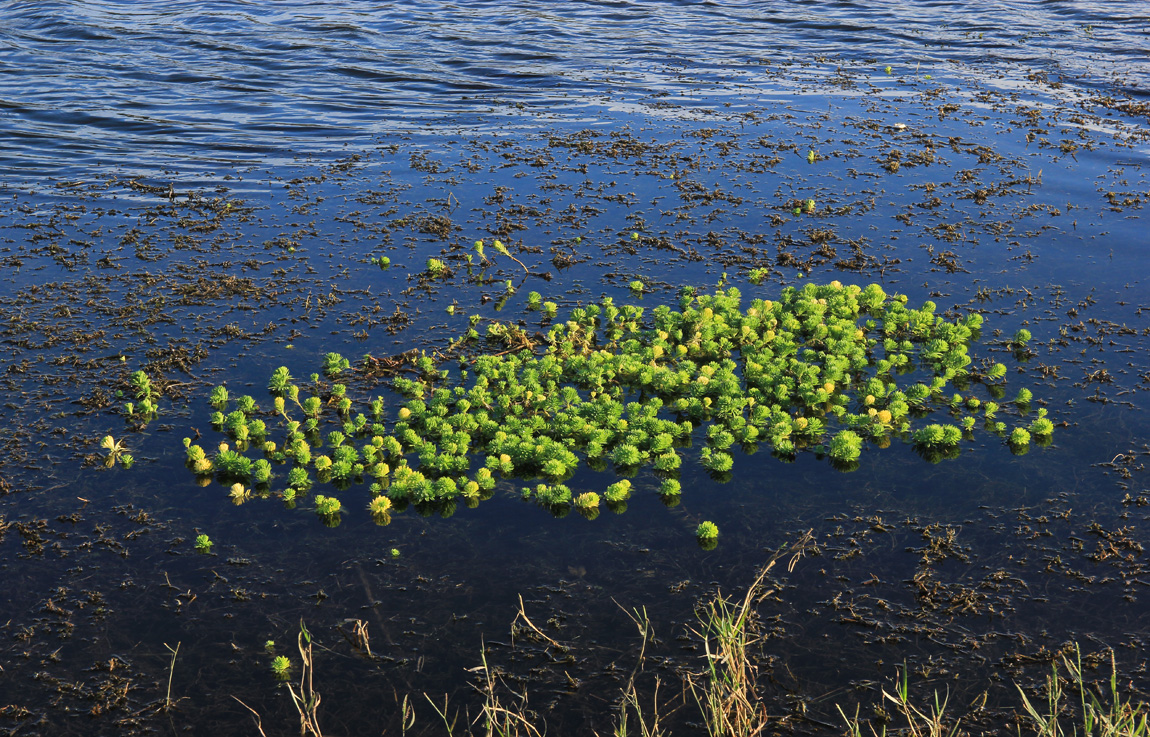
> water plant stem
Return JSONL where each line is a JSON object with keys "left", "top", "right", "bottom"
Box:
{"left": 286, "top": 621, "right": 323, "bottom": 737}
{"left": 163, "top": 641, "right": 180, "bottom": 710}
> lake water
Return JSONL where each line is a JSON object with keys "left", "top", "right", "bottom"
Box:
{"left": 1, "top": 2, "right": 1149, "bottom": 735}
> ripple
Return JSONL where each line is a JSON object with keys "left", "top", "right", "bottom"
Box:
{"left": 1, "top": 0, "right": 1147, "bottom": 178}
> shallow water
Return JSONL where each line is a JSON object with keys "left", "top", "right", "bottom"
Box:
{"left": 1, "top": 2, "right": 1149, "bottom": 735}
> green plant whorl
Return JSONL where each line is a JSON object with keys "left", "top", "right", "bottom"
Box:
{"left": 270, "top": 655, "right": 291, "bottom": 678}
{"left": 1010, "top": 427, "right": 1031, "bottom": 446}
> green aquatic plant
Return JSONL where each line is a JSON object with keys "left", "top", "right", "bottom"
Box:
{"left": 194, "top": 534, "right": 212, "bottom": 552}
{"left": 100, "top": 435, "right": 127, "bottom": 468}
{"left": 368, "top": 494, "right": 392, "bottom": 516}
{"left": 807, "top": 149, "right": 817, "bottom": 164}
{"left": 574, "top": 492, "right": 600, "bottom": 510}
{"left": 268, "top": 366, "right": 293, "bottom": 394}
{"left": 287, "top": 466, "right": 311, "bottom": 490}
{"left": 182, "top": 280, "right": 1054, "bottom": 526}
{"left": 271, "top": 655, "right": 291, "bottom": 679}
{"left": 214, "top": 448, "right": 252, "bottom": 479}
{"left": 209, "top": 385, "right": 229, "bottom": 408}
{"left": 696, "top": 520, "right": 719, "bottom": 540}
{"left": 314, "top": 495, "right": 341, "bottom": 517}
{"left": 827, "top": 430, "right": 863, "bottom": 463}
{"left": 253, "top": 458, "right": 273, "bottom": 484}
{"left": 604, "top": 479, "right": 632, "bottom": 503}
{"left": 131, "top": 370, "right": 154, "bottom": 399}
{"left": 425, "top": 257, "right": 448, "bottom": 277}
{"left": 229, "top": 483, "right": 250, "bottom": 504}
{"left": 490, "top": 239, "right": 529, "bottom": 275}
{"left": 323, "top": 352, "right": 350, "bottom": 378}
{"left": 986, "top": 362, "right": 1007, "bottom": 381}
{"left": 1010, "top": 427, "right": 1031, "bottom": 447}
{"left": 912, "top": 424, "right": 962, "bottom": 449}
{"left": 748, "top": 268, "right": 768, "bottom": 285}
{"left": 629, "top": 280, "right": 645, "bottom": 294}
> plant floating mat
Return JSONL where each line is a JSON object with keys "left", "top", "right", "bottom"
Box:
{"left": 181, "top": 282, "right": 1053, "bottom": 525}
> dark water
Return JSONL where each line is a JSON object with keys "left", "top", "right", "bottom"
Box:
{"left": 1, "top": 2, "right": 1149, "bottom": 736}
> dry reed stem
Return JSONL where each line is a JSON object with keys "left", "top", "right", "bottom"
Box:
{"left": 285, "top": 623, "right": 323, "bottom": 737}
{"left": 512, "top": 594, "right": 565, "bottom": 651}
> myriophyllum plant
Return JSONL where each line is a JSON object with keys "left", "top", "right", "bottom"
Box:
{"left": 179, "top": 281, "right": 1054, "bottom": 530}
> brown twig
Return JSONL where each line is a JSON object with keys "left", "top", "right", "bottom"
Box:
{"left": 512, "top": 594, "right": 564, "bottom": 651}
{"left": 232, "top": 697, "right": 270, "bottom": 737}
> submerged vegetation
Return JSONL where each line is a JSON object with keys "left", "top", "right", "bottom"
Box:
{"left": 179, "top": 281, "right": 1052, "bottom": 525}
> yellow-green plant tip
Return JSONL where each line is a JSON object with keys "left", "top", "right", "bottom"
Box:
{"left": 270, "top": 655, "right": 291, "bottom": 677}
{"left": 696, "top": 521, "right": 719, "bottom": 540}
{"left": 574, "top": 492, "right": 600, "bottom": 510}
{"left": 368, "top": 495, "right": 392, "bottom": 516}
{"left": 314, "top": 494, "right": 341, "bottom": 516}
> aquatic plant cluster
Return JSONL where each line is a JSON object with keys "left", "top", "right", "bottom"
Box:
{"left": 181, "top": 282, "right": 1052, "bottom": 523}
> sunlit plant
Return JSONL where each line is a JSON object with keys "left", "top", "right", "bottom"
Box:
{"left": 180, "top": 280, "right": 1054, "bottom": 530}
{"left": 270, "top": 655, "right": 291, "bottom": 679}
{"left": 315, "top": 495, "right": 341, "bottom": 516}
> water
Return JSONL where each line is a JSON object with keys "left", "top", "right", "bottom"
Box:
{"left": 1, "top": 2, "right": 1149, "bottom": 735}
{"left": 2, "top": 0, "right": 1147, "bottom": 176}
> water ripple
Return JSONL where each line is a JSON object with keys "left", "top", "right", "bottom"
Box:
{"left": 1, "top": 0, "right": 1146, "bottom": 177}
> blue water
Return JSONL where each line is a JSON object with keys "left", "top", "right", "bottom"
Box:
{"left": 2, "top": 0, "right": 1148, "bottom": 176}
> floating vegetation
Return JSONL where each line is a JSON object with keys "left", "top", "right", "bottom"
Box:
{"left": 180, "top": 282, "right": 1053, "bottom": 522}
{"left": 425, "top": 257, "right": 449, "bottom": 278}
{"left": 315, "top": 495, "right": 342, "bottom": 517}
{"left": 270, "top": 655, "right": 291, "bottom": 679}
{"left": 125, "top": 370, "right": 161, "bottom": 425}
{"left": 100, "top": 435, "right": 129, "bottom": 469}
{"left": 697, "top": 520, "right": 719, "bottom": 540}
{"left": 194, "top": 533, "right": 212, "bottom": 552}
